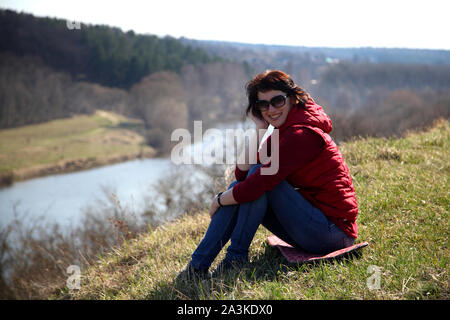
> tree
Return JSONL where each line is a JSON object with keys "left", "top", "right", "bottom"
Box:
{"left": 130, "top": 71, "right": 188, "bottom": 151}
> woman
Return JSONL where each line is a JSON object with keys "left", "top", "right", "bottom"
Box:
{"left": 179, "top": 70, "right": 358, "bottom": 279}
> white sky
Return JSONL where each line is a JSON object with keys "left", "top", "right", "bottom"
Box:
{"left": 1, "top": 0, "right": 449, "bottom": 50}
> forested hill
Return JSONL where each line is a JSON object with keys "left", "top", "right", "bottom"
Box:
{"left": 0, "top": 9, "right": 218, "bottom": 88}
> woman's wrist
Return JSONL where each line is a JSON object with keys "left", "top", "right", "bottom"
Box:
{"left": 217, "top": 192, "right": 223, "bottom": 207}
{"left": 217, "top": 188, "right": 238, "bottom": 207}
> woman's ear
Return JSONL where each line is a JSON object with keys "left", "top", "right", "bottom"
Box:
{"left": 287, "top": 96, "right": 296, "bottom": 109}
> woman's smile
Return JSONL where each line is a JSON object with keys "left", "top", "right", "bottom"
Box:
{"left": 268, "top": 112, "right": 282, "bottom": 121}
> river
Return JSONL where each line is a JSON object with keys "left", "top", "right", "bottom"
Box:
{"left": 0, "top": 120, "right": 261, "bottom": 230}
{"left": 0, "top": 157, "right": 174, "bottom": 229}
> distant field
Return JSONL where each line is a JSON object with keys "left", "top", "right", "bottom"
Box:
{"left": 0, "top": 110, "right": 156, "bottom": 183}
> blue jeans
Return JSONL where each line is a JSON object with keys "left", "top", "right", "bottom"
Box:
{"left": 190, "top": 165, "right": 355, "bottom": 270}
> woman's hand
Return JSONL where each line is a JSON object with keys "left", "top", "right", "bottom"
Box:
{"left": 209, "top": 195, "right": 220, "bottom": 219}
{"left": 249, "top": 112, "right": 269, "bottom": 130}
{"left": 209, "top": 189, "right": 238, "bottom": 219}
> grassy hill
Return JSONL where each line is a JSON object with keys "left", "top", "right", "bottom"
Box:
{"left": 0, "top": 110, "right": 156, "bottom": 185}
{"left": 56, "top": 119, "right": 448, "bottom": 300}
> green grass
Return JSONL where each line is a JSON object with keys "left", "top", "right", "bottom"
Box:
{"left": 0, "top": 110, "right": 155, "bottom": 176}
{"left": 57, "top": 119, "right": 449, "bottom": 300}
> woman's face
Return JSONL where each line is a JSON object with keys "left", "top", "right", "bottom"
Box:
{"left": 257, "top": 90, "right": 294, "bottom": 128}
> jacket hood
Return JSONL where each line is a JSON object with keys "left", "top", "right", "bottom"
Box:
{"left": 278, "top": 98, "right": 333, "bottom": 134}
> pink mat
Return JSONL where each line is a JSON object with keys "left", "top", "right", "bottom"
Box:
{"left": 267, "top": 235, "right": 369, "bottom": 264}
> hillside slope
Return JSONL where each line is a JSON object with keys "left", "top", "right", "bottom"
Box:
{"left": 58, "top": 119, "right": 449, "bottom": 300}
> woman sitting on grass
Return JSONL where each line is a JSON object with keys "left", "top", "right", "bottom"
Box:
{"left": 179, "top": 70, "right": 358, "bottom": 279}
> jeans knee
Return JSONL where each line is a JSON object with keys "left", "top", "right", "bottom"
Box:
{"left": 228, "top": 180, "right": 239, "bottom": 189}
{"left": 227, "top": 164, "right": 262, "bottom": 191}
{"left": 266, "top": 180, "right": 290, "bottom": 200}
{"left": 247, "top": 164, "right": 262, "bottom": 177}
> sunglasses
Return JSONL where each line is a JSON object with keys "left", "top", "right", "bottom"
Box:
{"left": 254, "top": 94, "right": 288, "bottom": 112}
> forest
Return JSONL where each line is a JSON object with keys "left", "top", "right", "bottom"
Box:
{"left": 1, "top": 9, "right": 449, "bottom": 151}
{"left": 0, "top": 9, "right": 216, "bottom": 88}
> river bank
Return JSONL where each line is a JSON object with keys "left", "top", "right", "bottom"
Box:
{"left": 0, "top": 110, "right": 157, "bottom": 187}
{"left": 0, "top": 149, "right": 157, "bottom": 187}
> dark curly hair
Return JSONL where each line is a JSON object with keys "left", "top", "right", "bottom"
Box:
{"left": 245, "top": 70, "right": 311, "bottom": 119}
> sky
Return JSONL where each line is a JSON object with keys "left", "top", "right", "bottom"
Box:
{"left": 1, "top": 0, "right": 450, "bottom": 50}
